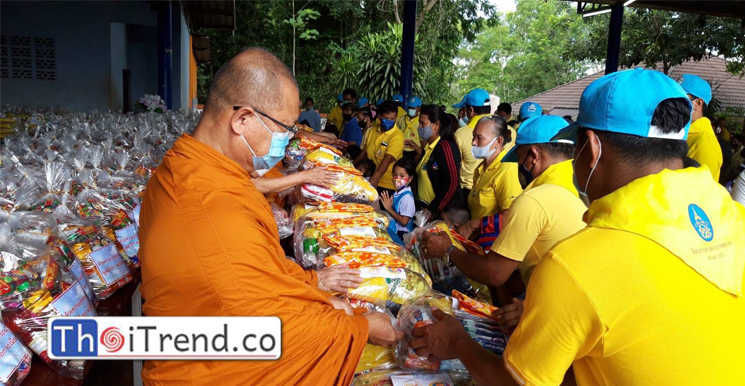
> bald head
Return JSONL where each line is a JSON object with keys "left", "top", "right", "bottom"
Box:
{"left": 204, "top": 47, "right": 298, "bottom": 114}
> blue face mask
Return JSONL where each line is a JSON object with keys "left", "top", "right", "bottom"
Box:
{"left": 418, "top": 125, "right": 433, "bottom": 140}
{"left": 240, "top": 114, "right": 292, "bottom": 176}
{"left": 381, "top": 118, "right": 395, "bottom": 132}
{"left": 458, "top": 117, "right": 469, "bottom": 127}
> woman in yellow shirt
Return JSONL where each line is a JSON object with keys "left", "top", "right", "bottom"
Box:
{"left": 460, "top": 115, "right": 522, "bottom": 238}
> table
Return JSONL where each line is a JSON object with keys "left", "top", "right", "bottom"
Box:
{"left": 23, "top": 270, "right": 142, "bottom": 386}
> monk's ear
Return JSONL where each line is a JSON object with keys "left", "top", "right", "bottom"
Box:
{"left": 230, "top": 106, "right": 255, "bottom": 136}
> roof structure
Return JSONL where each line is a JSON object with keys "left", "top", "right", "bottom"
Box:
{"left": 513, "top": 56, "right": 745, "bottom": 117}
{"left": 568, "top": 1, "right": 745, "bottom": 20}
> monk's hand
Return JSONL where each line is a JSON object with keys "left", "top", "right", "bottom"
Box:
{"left": 492, "top": 297, "right": 524, "bottom": 333}
{"left": 410, "top": 308, "right": 468, "bottom": 362}
{"left": 303, "top": 167, "right": 338, "bottom": 188}
{"left": 327, "top": 296, "right": 353, "bottom": 315}
{"left": 317, "top": 264, "right": 363, "bottom": 293}
{"left": 365, "top": 311, "right": 403, "bottom": 347}
{"left": 420, "top": 231, "right": 453, "bottom": 259}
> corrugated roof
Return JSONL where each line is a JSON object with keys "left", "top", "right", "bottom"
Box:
{"left": 513, "top": 56, "right": 745, "bottom": 115}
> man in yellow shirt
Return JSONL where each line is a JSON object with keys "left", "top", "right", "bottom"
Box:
{"left": 398, "top": 96, "right": 422, "bottom": 161}
{"left": 423, "top": 115, "right": 585, "bottom": 327}
{"left": 327, "top": 89, "right": 357, "bottom": 133}
{"left": 367, "top": 100, "right": 404, "bottom": 194}
{"left": 410, "top": 69, "right": 745, "bottom": 386}
{"left": 680, "top": 74, "right": 723, "bottom": 181}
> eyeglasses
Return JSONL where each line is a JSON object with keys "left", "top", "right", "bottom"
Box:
{"left": 233, "top": 106, "right": 299, "bottom": 134}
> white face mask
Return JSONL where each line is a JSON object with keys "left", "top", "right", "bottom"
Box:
{"left": 408, "top": 109, "right": 417, "bottom": 117}
{"left": 471, "top": 137, "right": 497, "bottom": 160}
{"left": 572, "top": 136, "right": 602, "bottom": 207}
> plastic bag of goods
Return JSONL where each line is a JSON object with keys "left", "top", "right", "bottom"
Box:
{"left": 352, "top": 370, "right": 475, "bottom": 386}
{"left": 339, "top": 265, "right": 430, "bottom": 312}
{"left": 450, "top": 290, "right": 508, "bottom": 357}
{"left": 0, "top": 239, "right": 95, "bottom": 379}
{"left": 303, "top": 147, "right": 353, "bottom": 168}
{"left": 291, "top": 202, "right": 376, "bottom": 223}
{"left": 300, "top": 162, "right": 378, "bottom": 204}
{"left": 394, "top": 293, "right": 456, "bottom": 371}
{"left": 74, "top": 189, "right": 140, "bottom": 269}
{"left": 406, "top": 221, "right": 491, "bottom": 304}
{"left": 355, "top": 344, "right": 397, "bottom": 376}
{"left": 56, "top": 222, "right": 133, "bottom": 299}
{"left": 293, "top": 209, "right": 389, "bottom": 269}
{"left": 271, "top": 203, "right": 293, "bottom": 239}
{"left": 0, "top": 320, "right": 32, "bottom": 386}
{"left": 24, "top": 162, "right": 73, "bottom": 213}
{"left": 321, "top": 234, "right": 431, "bottom": 286}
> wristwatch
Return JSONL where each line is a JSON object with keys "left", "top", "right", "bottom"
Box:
{"left": 443, "top": 245, "right": 457, "bottom": 266}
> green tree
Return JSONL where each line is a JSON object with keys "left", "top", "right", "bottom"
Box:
{"left": 570, "top": 9, "right": 745, "bottom": 76}
{"left": 455, "top": 0, "right": 592, "bottom": 103}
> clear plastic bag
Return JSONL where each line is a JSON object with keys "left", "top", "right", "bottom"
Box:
{"left": 271, "top": 203, "right": 293, "bottom": 239}
{"left": 406, "top": 221, "right": 491, "bottom": 304}
{"left": 351, "top": 370, "right": 475, "bottom": 386}
{"left": 0, "top": 321, "right": 32, "bottom": 386}
{"left": 394, "top": 293, "right": 456, "bottom": 371}
{"left": 300, "top": 162, "right": 378, "bottom": 204}
{"left": 0, "top": 238, "right": 95, "bottom": 379}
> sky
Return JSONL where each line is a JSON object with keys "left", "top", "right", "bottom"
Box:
{"left": 491, "top": 0, "right": 517, "bottom": 13}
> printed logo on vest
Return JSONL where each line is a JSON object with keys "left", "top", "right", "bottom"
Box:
{"left": 688, "top": 204, "right": 713, "bottom": 242}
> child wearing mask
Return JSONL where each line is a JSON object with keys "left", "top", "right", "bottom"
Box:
{"left": 381, "top": 158, "right": 417, "bottom": 240}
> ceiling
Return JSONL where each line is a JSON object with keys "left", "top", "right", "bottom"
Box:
{"left": 570, "top": 1, "right": 745, "bottom": 19}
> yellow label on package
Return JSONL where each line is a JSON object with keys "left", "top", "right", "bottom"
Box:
{"left": 358, "top": 267, "right": 407, "bottom": 279}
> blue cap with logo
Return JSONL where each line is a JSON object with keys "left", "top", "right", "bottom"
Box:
{"left": 519, "top": 102, "right": 542, "bottom": 120}
{"left": 502, "top": 116, "right": 572, "bottom": 162}
{"left": 407, "top": 96, "right": 422, "bottom": 108}
{"left": 453, "top": 88, "right": 490, "bottom": 109}
{"left": 358, "top": 97, "right": 368, "bottom": 107}
{"left": 553, "top": 68, "right": 693, "bottom": 142}
{"left": 337, "top": 93, "right": 344, "bottom": 102}
{"left": 679, "top": 74, "right": 712, "bottom": 105}
{"left": 393, "top": 94, "right": 404, "bottom": 103}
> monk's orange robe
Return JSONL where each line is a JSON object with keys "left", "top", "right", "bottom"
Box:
{"left": 139, "top": 134, "right": 368, "bottom": 386}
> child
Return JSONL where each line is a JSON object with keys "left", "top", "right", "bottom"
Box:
{"left": 356, "top": 159, "right": 376, "bottom": 181}
{"left": 441, "top": 204, "right": 470, "bottom": 230}
{"left": 381, "top": 158, "right": 416, "bottom": 240}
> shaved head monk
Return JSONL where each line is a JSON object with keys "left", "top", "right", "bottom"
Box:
{"left": 139, "top": 48, "right": 401, "bottom": 386}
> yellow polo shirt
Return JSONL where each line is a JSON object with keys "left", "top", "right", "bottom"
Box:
{"left": 367, "top": 125, "right": 404, "bottom": 190}
{"left": 327, "top": 105, "right": 343, "bottom": 132}
{"left": 454, "top": 115, "right": 516, "bottom": 190}
{"left": 687, "top": 117, "right": 723, "bottom": 181}
{"left": 361, "top": 120, "right": 380, "bottom": 152}
{"left": 503, "top": 166, "right": 745, "bottom": 386}
{"left": 397, "top": 114, "right": 420, "bottom": 152}
{"left": 396, "top": 106, "right": 406, "bottom": 121}
{"left": 491, "top": 160, "right": 585, "bottom": 284}
{"left": 416, "top": 136, "right": 441, "bottom": 203}
{"left": 467, "top": 151, "right": 522, "bottom": 220}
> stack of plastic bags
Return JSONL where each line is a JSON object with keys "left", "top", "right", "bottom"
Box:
{"left": 0, "top": 106, "right": 200, "bottom": 380}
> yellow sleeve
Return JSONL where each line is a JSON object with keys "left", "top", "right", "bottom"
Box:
{"left": 454, "top": 128, "right": 470, "bottom": 160}
{"left": 386, "top": 131, "right": 405, "bottom": 159}
{"left": 493, "top": 165, "right": 522, "bottom": 212}
{"left": 503, "top": 251, "right": 604, "bottom": 386}
{"left": 491, "top": 194, "right": 547, "bottom": 262}
{"left": 688, "top": 135, "right": 722, "bottom": 181}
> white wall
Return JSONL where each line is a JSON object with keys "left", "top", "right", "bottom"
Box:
{"left": 0, "top": 1, "right": 190, "bottom": 112}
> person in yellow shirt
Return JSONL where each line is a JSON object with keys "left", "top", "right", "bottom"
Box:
{"left": 680, "top": 74, "right": 723, "bottom": 181}
{"left": 398, "top": 96, "right": 422, "bottom": 161}
{"left": 409, "top": 68, "right": 745, "bottom": 386}
{"left": 366, "top": 100, "right": 405, "bottom": 194}
{"left": 453, "top": 88, "right": 516, "bottom": 195}
{"left": 459, "top": 116, "right": 521, "bottom": 238}
{"left": 327, "top": 93, "right": 344, "bottom": 132}
{"left": 422, "top": 116, "right": 585, "bottom": 329}
{"left": 393, "top": 94, "right": 406, "bottom": 121}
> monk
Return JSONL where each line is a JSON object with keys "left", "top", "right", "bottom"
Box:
{"left": 139, "top": 48, "right": 401, "bottom": 386}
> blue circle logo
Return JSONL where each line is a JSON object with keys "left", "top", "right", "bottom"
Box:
{"left": 688, "top": 204, "right": 713, "bottom": 242}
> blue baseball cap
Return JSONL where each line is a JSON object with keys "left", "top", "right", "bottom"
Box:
{"left": 393, "top": 94, "right": 404, "bottom": 103}
{"left": 553, "top": 68, "right": 692, "bottom": 142}
{"left": 679, "top": 74, "right": 712, "bottom": 105}
{"left": 455, "top": 88, "right": 491, "bottom": 109}
{"left": 519, "top": 102, "right": 542, "bottom": 120}
{"left": 502, "top": 116, "right": 572, "bottom": 162}
{"left": 407, "top": 96, "right": 422, "bottom": 108}
{"left": 453, "top": 94, "right": 467, "bottom": 109}
{"left": 376, "top": 99, "right": 385, "bottom": 106}
{"left": 337, "top": 93, "right": 344, "bottom": 102}
{"left": 358, "top": 97, "right": 369, "bottom": 107}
